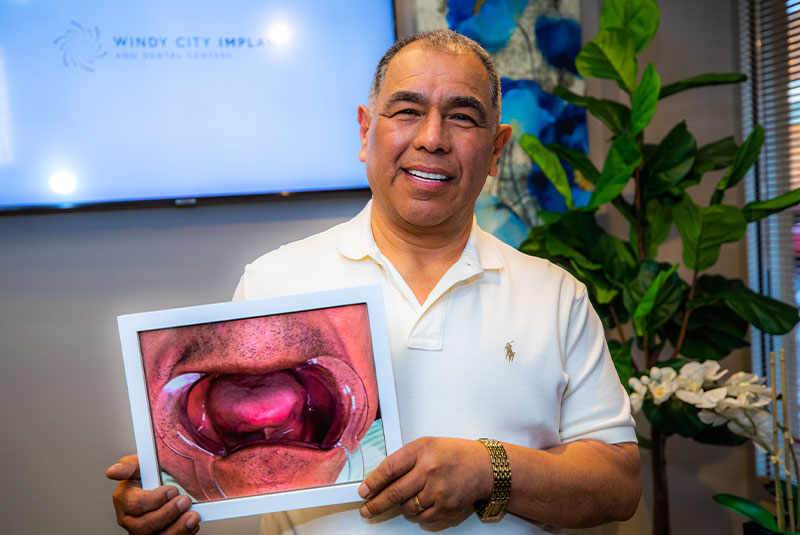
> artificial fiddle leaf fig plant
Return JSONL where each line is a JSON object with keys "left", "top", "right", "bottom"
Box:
{"left": 517, "top": 1, "right": 800, "bottom": 534}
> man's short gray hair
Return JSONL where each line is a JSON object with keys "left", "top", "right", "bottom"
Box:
{"left": 368, "top": 29, "right": 502, "bottom": 124}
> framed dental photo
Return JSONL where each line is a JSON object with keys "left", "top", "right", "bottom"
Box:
{"left": 117, "top": 285, "right": 402, "bottom": 522}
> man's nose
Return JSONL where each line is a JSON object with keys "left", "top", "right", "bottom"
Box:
{"left": 413, "top": 113, "right": 450, "bottom": 153}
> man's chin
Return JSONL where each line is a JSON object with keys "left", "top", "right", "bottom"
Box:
{"left": 166, "top": 443, "right": 347, "bottom": 501}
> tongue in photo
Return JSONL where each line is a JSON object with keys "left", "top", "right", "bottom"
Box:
{"left": 206, "top": 372, "right": 306, "bottom": 437}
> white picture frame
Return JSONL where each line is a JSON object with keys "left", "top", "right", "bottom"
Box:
{"left": 117, "top": 285, "right": 401, "bottom": 522}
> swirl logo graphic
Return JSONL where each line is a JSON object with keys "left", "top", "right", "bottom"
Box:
{"left": 54, "top": 21, "right": 107, "bottom": 72}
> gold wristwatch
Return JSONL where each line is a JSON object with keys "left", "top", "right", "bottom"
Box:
{"left": 474, "top": 438, "right": 511, "bottom": 520}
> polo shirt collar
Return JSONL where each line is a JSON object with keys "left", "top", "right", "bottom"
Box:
{"left": 335, "top": 199, "right": 504, "bottom": 271}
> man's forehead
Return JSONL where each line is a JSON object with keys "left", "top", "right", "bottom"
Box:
{"left": 380, "top": 43, "right": 491, "bottom": 100}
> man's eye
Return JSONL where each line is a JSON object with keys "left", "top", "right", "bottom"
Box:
{"left": 452, "top": 113, "right": 477, "bottom": 124}
{"left": 392, "top": 108, "right": 420, "bottom": 117}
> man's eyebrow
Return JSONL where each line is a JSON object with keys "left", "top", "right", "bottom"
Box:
{"left": 446, "top": 95, "right": 488, "bottom": 124}
{"left": 383, "top": 90, "right": 428, "bottom": 110}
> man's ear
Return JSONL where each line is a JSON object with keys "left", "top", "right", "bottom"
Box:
{"left": 489, "top": 124, "right": 512, "bottom": 177}
{"left": 357, "top": 105, "right": 372, "bottom": 163}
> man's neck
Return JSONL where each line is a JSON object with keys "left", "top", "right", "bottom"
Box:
{"left": 370, "top": 205, "right": 473, "bottom": 305}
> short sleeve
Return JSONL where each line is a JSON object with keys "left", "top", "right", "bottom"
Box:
{"left": 559, "top": 287, "right": 636, "bottom": 444}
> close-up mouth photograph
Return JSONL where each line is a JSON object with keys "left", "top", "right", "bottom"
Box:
{"left": 139, "top": 305, "right": 383, "bottom": 503}
{"left": 2, "top": 1, "right": 799, "bottom": 535}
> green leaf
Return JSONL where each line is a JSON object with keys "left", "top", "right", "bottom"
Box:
{"left": 613, "top": 197, "right": 636, "bottom": 224}
{"left": 663, "top": 303, "right": 749, "bottom": 360}
{"left": 647, "top": 200, "right": 673, "bottom": 258}
{"left": 743, "top": 188, "right": 800, "bottom": 222}
{"left": 553, "top": 86, "right": 631, "bottom": 136}
{"left": 570, "top": 260, "right": 619, "bottom": 304}
{"left": 672, "top": 196, "right": 747, "bottom": 271}
{"left": 720, "top": 287, "right": 800, "bottom": 335}
{"left": 682, "top": 308, "right": 749, "bottom": 359}
{"left": 631, "top": 63, "right": 660, "bottom": 135}
{"left": 519, "top": 134, "right": 574, "bottom": 209}
{"left": 599, "top": 0, "right": 660, "bottom": 53}
{"left": 679, "top": 136, "right": 738, "bottom": 188}
{"left": 713, "top": 494, "right": 780, "bottom": 532}
{"left": 594, "top": 300, "right": 631, "bottom": 331}
{"left": 592, "top": 232, "right": 637, "bottom": 275}
{"left": 713, "top": 125, "right": 764, "bottom": 204}
{"left": 537, "top": 210, "right": 563, "bottom": 224}
{"left": 519, "top": 224, "right": 549, "bottom": 258}
{"left": 696, "top": 136, "right": 739, "bottom": 170}
{"left": 632, "top": 264, "right": 679, "bottom": 335}
{"left": 549, "top": 143, "right": 601, "bottom": 184}
{"left": 576, "top": 28, "right": 638, "bottom": 93}
{"left": 546, "top": 233, "right": 601, "bottom": 270}
{"left": 659, "top": 73, "right": 748, "bottom": 99}
{"left": 608, "top": 339, "right": 634, "bottom": 388}
{"left": 589, "top": 135, "right": 642, "bottom": 208}
{"left": 629, "top": 199, "right": 674, "bottom": 258}
{"left": 694, "top": 273, "right": 747, "bottom": 297}
{"left": 643, "top": 122, "right": 696, "bottom": 198}
{"left": 623, "top": 261, "right": 683, "bottom": 336}
{"left": 642, "top": 395, "right": 707, "bottom": 438}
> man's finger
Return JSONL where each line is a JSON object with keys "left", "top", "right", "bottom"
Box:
{"left": 360, "top": 472, "right": 421, "bottom": 518}
{"left": 106, "top": 454, "right": 140, "bottom": 481}
{"left": 119, "top": 494, "right": 196, "bottom": 534}
{"left": 358, "top": 443, "right": 418, "bottom": 498}
{"left": 114, "top": 481, "right": 178, "bottom": 517}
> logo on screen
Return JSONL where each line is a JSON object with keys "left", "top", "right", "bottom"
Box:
{"left": 54, "top": 21, "right": 107, "bottom": 72}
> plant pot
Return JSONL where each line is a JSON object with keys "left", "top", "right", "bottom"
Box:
{"left": 743, "top": 521, "right": 774, "bottom": 534}
{"left": 743, "top": 520, "right": 800, "bottom": 534}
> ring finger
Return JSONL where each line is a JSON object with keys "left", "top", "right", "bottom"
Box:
{"left": 403, "top": 491, "right": 430, "bottom": 517}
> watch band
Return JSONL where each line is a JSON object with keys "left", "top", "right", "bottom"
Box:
{"left": 474, "top": 438, "right": 511, "bottom": 520}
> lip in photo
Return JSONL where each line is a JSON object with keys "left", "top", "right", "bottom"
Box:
{"left": 117, "top": 285, "right": 401, "bottom": 522}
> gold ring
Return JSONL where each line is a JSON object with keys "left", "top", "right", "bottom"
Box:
{"left": 413, "top": 494, "right": 425, "bottom": 514}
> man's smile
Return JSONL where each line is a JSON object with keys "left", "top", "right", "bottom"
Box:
{"left": 404, "top": 168, "right": 453, "bottom": 182}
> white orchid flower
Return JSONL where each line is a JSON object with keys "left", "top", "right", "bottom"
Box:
{"left": 723, "top": 371, "right": 772, "bottom": 397}
{"left": 719, "top": 391, "right": 771, "bottom": 410}
{"left": 645, "top": 366, "right": 679, "bottom": 405}
{"left": 630, "top": 391, "right": 644, "bottom": 414}
{"left": 649, "top": 379, "right": 677, "bottom": 405}
{"left": 675, "top": 386, "right": 728, "bottom": 409}
{"left": 649, "top": 366, "right": 677, "bottom": 383}
{"left": 628, "top": 377, "right": 647, "bottom": 395}
{"left": 698, "top": 409, "right": 728, "bottom": 427}
{"left": 725, "top": 408, "right": 774, "bottom": 452}
{"left": 678, "top": 361, "right": 726, "bottom": 392}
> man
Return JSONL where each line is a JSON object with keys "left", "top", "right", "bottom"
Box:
{"left": 107, "top": 29, "right": 641, "bottom": 534}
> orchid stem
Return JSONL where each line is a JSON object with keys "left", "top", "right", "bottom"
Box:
{"left": 780, "top": 350, "right": 796, "bottom": 533}
{"left": 770, "top": 350, "right": 786, "bottom": 532}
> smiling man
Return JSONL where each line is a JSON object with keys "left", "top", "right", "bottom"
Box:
{"left": 107, "top": 29, "right": 640, "bottom": 535}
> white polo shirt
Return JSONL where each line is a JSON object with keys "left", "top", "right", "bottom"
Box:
{"left": 233, "top": 200, "right": 635, "bottom": 534}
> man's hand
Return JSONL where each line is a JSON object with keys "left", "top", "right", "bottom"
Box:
{"left": 358, "top": 438, "right": 641, "bottom": 529}
{"left": 358, "top": 437, "right": 493, "bottom": 523}
{"left": 106, "top": 455, "right": 201, "bottom": 535}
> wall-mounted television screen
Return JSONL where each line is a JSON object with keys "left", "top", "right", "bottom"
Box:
{"left": 0, "top": 0, "right": 396, "bottom": 213}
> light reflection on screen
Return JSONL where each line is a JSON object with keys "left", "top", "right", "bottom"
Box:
{"left": 0, "top": 0, "right": 396, "bottom": 210}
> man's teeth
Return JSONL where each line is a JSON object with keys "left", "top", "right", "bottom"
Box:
{"left": 408, "top": 169, "right": 450, "bottom": 181}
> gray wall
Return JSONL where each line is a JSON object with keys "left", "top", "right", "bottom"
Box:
{"left": 0, "top": 193, "right": 371, "bottom": 535}
{"left": 0, "top": 1, "right": 755, "bottom": 534}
